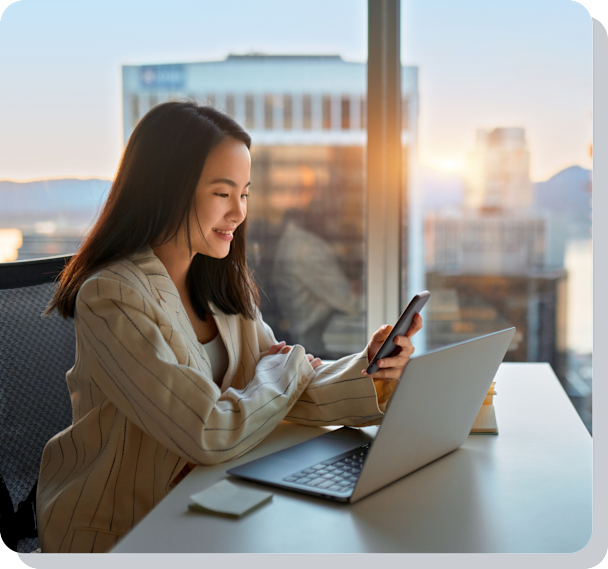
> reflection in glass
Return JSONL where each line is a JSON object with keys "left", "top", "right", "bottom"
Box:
{"left": 248, "top": 145, "right": 366, "bottom": 358}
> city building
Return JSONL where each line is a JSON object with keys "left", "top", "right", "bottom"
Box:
{"left": 424, "top": 210, "right": 548, "bottom": 274}
{"left": 464, "top": 127, "right": 533, "bottom": 211}
{"left": 122, "top": 55, "right": 418, "bottom": 148}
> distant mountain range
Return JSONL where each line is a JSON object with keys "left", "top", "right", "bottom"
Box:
{"left": 0, "top": 166, "right": 593, "bottom": 238}
{"left": 533, "top": 165, "right": 592, "bottom": 240}
{"left": 0, "top": 178, "right": 111, "bottom": 229}
{"left": 534, "top": 165, "right": 592, "bottom": 210}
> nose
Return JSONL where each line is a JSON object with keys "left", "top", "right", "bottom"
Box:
{"left": 227, "top": 193, "right": 247, "bottom": 224}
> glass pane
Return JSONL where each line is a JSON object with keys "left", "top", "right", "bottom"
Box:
{"left": 0, "top": 0, "right": 369, "bottom": 359}
{"left": 401, "top": 0, "right": 592, "bottom": 430}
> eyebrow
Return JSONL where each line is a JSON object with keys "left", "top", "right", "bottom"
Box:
{"left": 209, "top": 178, "right": 251, "bottom": 189}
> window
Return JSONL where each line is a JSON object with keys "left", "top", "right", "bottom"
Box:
{"left": 131, "top": 95, "right": 140, "bottom": 129}
{"left": 283, "top": 95, "right": 293, "bottom": 130}
{"left": 225, "top": 93, "right": 235, "bottom": 118}
{"left": 0, "top": 1, "right": 592, "bottom": 430}
{"left": 302, "top": 94, "right": 312, "bottom": 130}
{"left": 401, "top": 0, "right": 592, "bottom": 431}
{"left": 264, "top": 94, "right": 274, "bottom": 130}
{"left": 244, "top": 94, "right": 255, "bottom": 129}
{"left": 322, "top": 94, "right": 331, "bottom": 130}
{"left": 341, "top": 96, "right": 350, "bottom": 130}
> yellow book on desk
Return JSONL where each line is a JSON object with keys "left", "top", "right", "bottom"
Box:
{"left": 471, "top": 405, "right": 498, "bottom": 434}
{"left": 470, "top": 382, "right": 498, "bottom": 435}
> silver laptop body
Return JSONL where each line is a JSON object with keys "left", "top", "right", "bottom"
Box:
{"left": 227, "top": 327, "right": 515, "bottom": 503}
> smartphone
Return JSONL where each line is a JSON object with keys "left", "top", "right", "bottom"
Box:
{"left": 365, "top": 290, "right": 431, "bottom": 375}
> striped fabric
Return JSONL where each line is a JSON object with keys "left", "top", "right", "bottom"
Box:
{"left": 36, "top": 248, "right": 386, "bottom": 553}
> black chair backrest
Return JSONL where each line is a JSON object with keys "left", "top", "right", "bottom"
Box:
{"left": 0, "top": 255, "right": 75, "bottom": 551}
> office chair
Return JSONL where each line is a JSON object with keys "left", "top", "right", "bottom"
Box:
{"left": 0, "top": 255, "right": 74, "bottom": 553}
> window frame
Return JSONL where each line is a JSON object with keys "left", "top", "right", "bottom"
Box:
{"left": 366, "top": 0, "right": 403, "bottom": 338}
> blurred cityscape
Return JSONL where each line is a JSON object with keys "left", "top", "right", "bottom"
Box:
{"left": 0, "top": 54, "right": 592, "bottom": 431}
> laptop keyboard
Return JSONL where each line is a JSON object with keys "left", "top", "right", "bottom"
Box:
{"left": 282, "top": 443, "right": 371, "bottom": 494}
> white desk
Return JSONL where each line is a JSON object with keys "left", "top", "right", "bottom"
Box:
{"left": 112, "top": 363, "right": 592, "bottom": 554}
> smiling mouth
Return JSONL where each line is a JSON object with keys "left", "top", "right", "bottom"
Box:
{"left": 212, "top": 228, "right": 233, "bottom": 235}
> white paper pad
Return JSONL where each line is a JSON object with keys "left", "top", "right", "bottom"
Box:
{"left": 188, "top": 480, "right": 273, "bottom": 518}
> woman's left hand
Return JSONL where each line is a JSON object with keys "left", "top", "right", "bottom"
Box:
{"left": 306, "top": 353, "right": 323, "bottom": 370}
{"left": 261, "top": 341, "right": 323, "bottom": 370}
{"left": 361, "top": 314, "right": 423, "bottom": 381}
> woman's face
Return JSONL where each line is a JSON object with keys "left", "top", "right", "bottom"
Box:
{"left": 188, "top": 137, "right": 251, "bottom": 259}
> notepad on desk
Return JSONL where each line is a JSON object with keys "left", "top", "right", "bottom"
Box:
{"left": 470, "top": 381, "right": 498, "bottom": 435}
{"left": 188, "top": 480, "right": 273, "bottom": 518}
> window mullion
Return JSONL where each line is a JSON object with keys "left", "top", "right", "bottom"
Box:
{"left": 366, "top": 0, "right": 403, "bottom": 338}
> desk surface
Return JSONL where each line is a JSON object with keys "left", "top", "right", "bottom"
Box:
{"left": 112, "top": 363, "right": 592, "bottom": 554}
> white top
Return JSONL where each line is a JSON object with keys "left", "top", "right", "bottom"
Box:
{"left": 200, "top": 333, "right": 229, "bottom": 387}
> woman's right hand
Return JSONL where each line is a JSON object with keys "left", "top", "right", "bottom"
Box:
{"left": 262, "top": 341, "right": 323, "bottom": 370}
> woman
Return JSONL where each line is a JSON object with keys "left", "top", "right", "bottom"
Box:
{"left": 37, "top": 101, "right": 422, "bottom": 553}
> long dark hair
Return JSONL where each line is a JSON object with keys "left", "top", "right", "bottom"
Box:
{"left": 47, "top": 101, "right": 259, "bottom": 320}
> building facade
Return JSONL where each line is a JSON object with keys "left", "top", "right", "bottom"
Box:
{"left": 464, "top": 127, "right": 533, "bottom": 212}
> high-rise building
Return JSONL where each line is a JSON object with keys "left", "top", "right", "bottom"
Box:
{"left": 464, "top": 127, "right": 533, "bottom": 212}
{"left": 122, "top": 55, "right": 418, "bottom": 148}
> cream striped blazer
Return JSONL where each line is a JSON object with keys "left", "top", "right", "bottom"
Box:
{"left": 36, "top": 248, "right": 387, "bottom": 553}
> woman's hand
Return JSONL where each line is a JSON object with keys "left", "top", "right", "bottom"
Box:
{"left": 263, "top": 340, "right": 291, "bottom": 357}
{"left": 362, "top": 314, "right": 423, "bottom": 381}
{"left": 262, "top": 341, "right": 323, "bottom": 370}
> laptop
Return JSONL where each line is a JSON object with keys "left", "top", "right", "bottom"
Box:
{"left": 227, "top": 327, "right": 515, "bottom": 503}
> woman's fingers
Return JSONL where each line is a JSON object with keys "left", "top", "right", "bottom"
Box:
{"left": 268, "top": 343, "right": 321, "bottom": 362}
{"left": 267, "top": 341, "right": 287, "bottom": 355}
{"left": 362, "top": 334, "right": 415, "bottom": 380}
{"left": 365, "top": 369, "right": 403, "bottom": 381}
{"left": 392, "top": 334, "right": 416, "bottom": 355}
{"left": 310, "top": 357, "right": 323, "bottom": 369}
{"left": 367, "top": 325, "right": 393, "bottom": 362}
{"left": 362, "top": 316, "right": 423, "bottom": 380}
{"left": 405, "top": 313, "right": 424, "bottom": 338}
{"left": 306, "top": 353, "right": 323, "bottom": 369}
{"left": 363, "top": 354, "right": 410, "bottom": 380}
{"left": 372, "top": 325, "right": 393, "bottom": 342}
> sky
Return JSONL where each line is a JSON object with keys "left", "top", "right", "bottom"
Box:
{"left": 0, "top": 0, "right": 593, "bottom": 182}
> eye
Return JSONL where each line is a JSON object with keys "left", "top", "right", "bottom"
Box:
{"left": 214, "top": 193, "right": 229, "bottom": 198}
{"left": 241, "top": 194, "right": 250, "bottom": 200}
